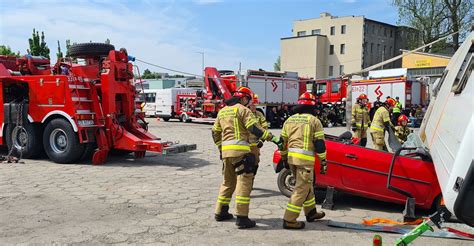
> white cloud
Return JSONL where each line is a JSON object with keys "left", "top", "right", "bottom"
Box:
{"left": 0, "top": 0, "right": 264, "bottom": 75}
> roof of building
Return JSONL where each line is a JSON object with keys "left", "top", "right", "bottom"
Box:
{"left": 293, "top": 12, "right": 397, "bottom": 28}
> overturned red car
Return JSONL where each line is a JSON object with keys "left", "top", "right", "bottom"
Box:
{"left": 272, "top": 132, "right": 443, "bottom": 212}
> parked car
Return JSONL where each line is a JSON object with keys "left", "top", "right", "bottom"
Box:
{"left": 272, "top": 133, "right": 443, "bottom": 210}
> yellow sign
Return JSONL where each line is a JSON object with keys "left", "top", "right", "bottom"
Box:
{"left": 415, "top": 59, "right": 432, "bottom": 68}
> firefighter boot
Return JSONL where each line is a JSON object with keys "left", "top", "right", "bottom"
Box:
{"left": 306, "top": 208, "right": 325, "bottom": 222}
{"left": 215, "top": 205, "right": 233, "bottom": 221}
{"left": 236, "top": 216, "right": 256, "bottom": 229}
{"left": 283, "top": 220, "right": 306, "bottom": 230}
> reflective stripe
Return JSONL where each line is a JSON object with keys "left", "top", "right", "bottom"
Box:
{"left": 314, "top": 130, "right": 324, "bottom": 138}
{"left": 236, "top": 196, "right": 250, "bottom": 205}
{"left": 215, "top": 141, "right": 222, "bottom": 146}
{"left": 213, "top": 125, "right": 222, "bottom": 132}
{"left": 245, "top": 118, "right": 257, "bottom": 128}
{"left": 249, "top": 143, "right": 258, "bottom": 147}
{"left": 217, "top": 196, "right": 231, "bottom": 205}
{"left": 222, "top": 145, "right": 250, "bottom": 151}
{"left": 303, "top": 124, "right": 309, "bottom": 150}
{"left": 261, "top": 130, "right": 270, "bottom": 140}
{"left": 288, "top": 148, "right": 314, "bottom": 156}
{"left": 370, "top": 125, "right": 384, "bottom": 132}
{"left": 303, "top": 198, "right": 316, "bottom": 207}
{"left": 317, "top": 152, "right": 327, "bottom": 159}
{"left": 288, "top": 152, "right": 315, "bottom": 161}
{"left": 286, "top": 203, "right": 302, "bottom": 213}
{"left": 356, "top": 123, "right": 368, "bottom": 127}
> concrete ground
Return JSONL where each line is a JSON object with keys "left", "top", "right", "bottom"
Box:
{"left": 0, "top": 119, "right": 472, "bottom": 245}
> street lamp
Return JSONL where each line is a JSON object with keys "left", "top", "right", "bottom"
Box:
{"left": 196, "top": 52, "right": 204, "bottom": 78}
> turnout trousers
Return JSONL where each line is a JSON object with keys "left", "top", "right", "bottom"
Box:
{"left": 215, "top": 156, "right": 255, "bottom": 216}
{"left": 283, "top": 164, "right": 317, "bottom": 222}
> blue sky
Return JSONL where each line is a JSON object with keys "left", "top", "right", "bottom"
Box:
{"left": 0, "top": 0, "right": 399, "bottom": 75}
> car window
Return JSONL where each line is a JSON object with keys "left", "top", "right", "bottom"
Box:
{"left": 316, "top": 83, "right": 327, "bottom": 95}
{"left": 144, "top": 93, "right": 156, "bottom": 103}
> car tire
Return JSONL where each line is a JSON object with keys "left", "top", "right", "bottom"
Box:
{"left": 6, "top": 123, "right": 43, "bottom": 159}
{"left": 277, "top": 168, "right": 295, "bottom": 198}
{"left": 162, "top": 117, "right": 170, "bottom": 122}
{"left": 43, "top": 118, "right": 85, "bottom": 164}
{"left": 67, "top": 43, "right": 115, "bottom": 58}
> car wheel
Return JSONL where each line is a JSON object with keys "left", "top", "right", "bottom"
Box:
{"left": 6, "top": 123, "right": 43, "bottom": 159}
{"left": 277, "top": 168, "right": 295, "bottom": 198}
{"left": 162, "top": 117, "right": 170, "bottom": 122}
{"left": 43, "top": 118, "right": 85, "bottom": 164}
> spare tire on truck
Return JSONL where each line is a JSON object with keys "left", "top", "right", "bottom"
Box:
{"left": 67, "top": 43, "right": 115, "bottom": 58}
{"left": 6, "top": 123, "right": 43, "bottom": 159}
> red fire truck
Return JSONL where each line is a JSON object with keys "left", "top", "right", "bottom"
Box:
{"left": 0, "top": 43, "right": 195, "bottom": 164}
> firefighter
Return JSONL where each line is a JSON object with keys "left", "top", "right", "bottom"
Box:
{"left": 248, "top": 94, "right": 268, "bottom": 167}
{"left": 391, "top": 96, "right": 403, "bottom": 125}
{"left": 212, "top": 86, "right": 282, "bottom": 229}
{"left": 279, "top": 92, "right": 327, "bottom": 230}
{"left": 395, "top": 114, "right": 412, "bottom": 144}
{"left": 370, "top": 98, "right": 396, "bottom": 151}
{"left": 351, "top": 94, "right": 370, "bottom": 147}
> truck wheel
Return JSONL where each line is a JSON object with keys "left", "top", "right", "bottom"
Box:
{"left": 43, "top": 118, "right": 84, "bottom": 164}
{"left": 67, "top": 43, "right": 115, "bottom": 58}
{"left": 6, "top": 123, "right": 43, "bottom": 159}
{"left": 162, "top": 117, "right": 170, "bottom": 122}
{"left": 277, "top": 168, "right": 295, "bottom": 198}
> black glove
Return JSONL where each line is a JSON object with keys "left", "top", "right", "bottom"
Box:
{"left": 256, "top": 140, "right": 264, "bottom": 148}
{"left": 320, "top": 159, "right": 327, "bottom": 174}
{"left": 282, "top": 159, "right": 289, "bottom": 169}
{"left": 351, "top": 123, "right": 357, "bottom": 132}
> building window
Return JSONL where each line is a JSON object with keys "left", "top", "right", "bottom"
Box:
{"left": 371, "top": 43, "right": 374, "bottom": 53}
{"left": 377, "top": 44, "right": 380, "bottom": 53}
{"left": 341, "top": 25, "right": 346, "bottom": 34}
{"left": 339, "top": 65, "right": 344, "bottom": 76}
{"left": 297, "top": 31, "right": 306, "bottom": 37}
{"left": 330, "top": 26, "right": 335, "bottom": 35}
{"left": 312, "top": 29, "right": 321, "bottom": 35}
{"left": 329, "top": 45, "right": 334, "bottom": 55}
{"left": 372, "top": 25, "right": 375, "bottom": 34}
{"left": 329, "top": 66, "right": 334, "bottom": 77}
{"left": 390, "top": 30, "right": 393, "bottom": 38}
{"left": 384, "top": 28, "right": 387, "bottom": 37}
{"left": 389, "top": 46, "right": 393, "bottom": 55}
{"left": 340, "top": 44, "right": 345, "bottom": 54}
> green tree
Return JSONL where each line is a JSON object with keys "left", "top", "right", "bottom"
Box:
{"left": 28, "top": 28, "right": 50, "bottom": 59}
{"left": 0, "top": 45, "right": 20, "bottom": 56}
{"left": 444, "top": 0, "right": 473, "bottom": 50}
{"left": 273, "top": 56, "right": 281, "bottom": 71}
{"left": 56, "top": 40, "right": 64, "bottom": 60}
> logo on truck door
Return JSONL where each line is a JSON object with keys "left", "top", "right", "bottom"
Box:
{"left": 271, "top": 81, "right": 278, "bottom": 92}
{"left": 374, "top": 85, "right": 383, "bottom": 98}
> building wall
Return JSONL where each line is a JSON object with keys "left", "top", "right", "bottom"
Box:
{"left": 362, "top": 20, "right": 397, "bottom": 69}
{"left": 291, "top": 14, "right": 365, "bottom": 77}
{"left": 281, "top": 35, "right": 327, "bottom": 79}
{"left": 402, "top": 52, "right": 451, "bottom": 69}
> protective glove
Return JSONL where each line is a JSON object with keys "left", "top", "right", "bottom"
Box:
{"left": 282, "top": 159, "right": 289, "bottom": 169}
{"left": 351, "top": 124, "right": 357, "bottom": 132}
{"left": 256, "top": 140, "right": 264, "bottom": 148}
{"left": 271, "top": 135, "right": 283, "bottom": 150}
{"left": 320, "top": 159, "right": 327, "bottom": 174}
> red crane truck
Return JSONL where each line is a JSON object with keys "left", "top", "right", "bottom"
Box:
{"left": 0, "top": 43, "right": 195, "bottom": 165}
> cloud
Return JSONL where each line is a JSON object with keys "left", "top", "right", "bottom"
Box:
{"left": 0, "top": 0, "right": 260, "bottom": 75}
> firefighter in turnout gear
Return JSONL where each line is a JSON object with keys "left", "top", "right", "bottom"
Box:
{"left": 370, "top": 98, "right": 396, "bottom": 151}
{"left": 395, "top": 114, "right": 411, "bottom": 144}
{"left": 351, "top": 94, "right": 370, "bottom": 147}
{"left": 212, "top": 86, "right": 282, "bottom": 229}
{"left": 280, "top": 92, "right": 327, "bottom": 230}
{"left": 248, "top": 94, "right": 268, "bottom": 166}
